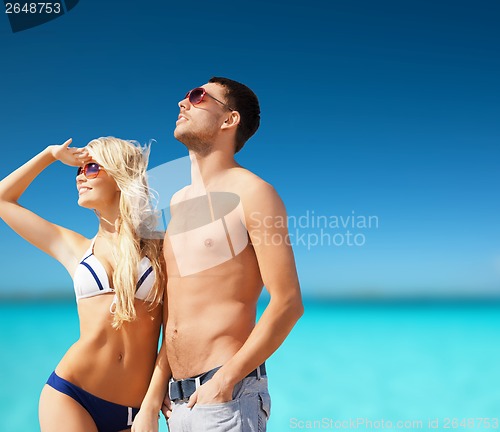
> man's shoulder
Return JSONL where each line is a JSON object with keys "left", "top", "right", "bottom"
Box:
{"left": 226, "top": 167, "right": 274, "bottom": 194}
{"left": 223, "top": 168, "right": 282, "bottom": 214}
{"left": 170, "top": 185, "right": 190, "bottom": 205}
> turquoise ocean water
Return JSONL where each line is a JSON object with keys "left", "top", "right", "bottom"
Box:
{"left": 1, "top": 300, "right": 499, "bottom": 431}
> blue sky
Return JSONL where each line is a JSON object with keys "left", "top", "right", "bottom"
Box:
{"left": 0, "top": 0, "right": 499, "bottom": 299}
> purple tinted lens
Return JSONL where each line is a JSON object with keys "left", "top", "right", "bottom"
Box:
{"left": 76, "top": 166, "right": 83, "bottom": 176}
{"left": 85, "top": 163, "right": 100, "bottom": 178}
{"left": 188, "top": 88, "right": 205, "bottom": 104}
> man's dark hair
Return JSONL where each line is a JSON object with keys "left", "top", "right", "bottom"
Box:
{"left": 209, "top": 77, "right": 260, "bottom": 153}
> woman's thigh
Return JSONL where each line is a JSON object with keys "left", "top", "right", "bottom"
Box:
{"left": 39, "top": 384, "right": 98, "bottom": 432}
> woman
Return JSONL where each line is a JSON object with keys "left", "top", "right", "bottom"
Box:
{"left": 0, "top": 137, "right": 166, "bottom": 432}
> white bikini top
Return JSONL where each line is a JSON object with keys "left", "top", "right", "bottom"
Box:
{"left": 73, "top": 237, "right": 155, "bottom": 306}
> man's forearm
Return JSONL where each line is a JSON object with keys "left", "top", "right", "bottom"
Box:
{"left": 216, "top": 291, "right": 303, "bottom": 387}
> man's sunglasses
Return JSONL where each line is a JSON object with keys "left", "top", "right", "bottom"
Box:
{"left": 185, "top": 87, "right": 235, "bottom": 111}
{"left": 77, "top": 162, "right": 102, "bottom": 179}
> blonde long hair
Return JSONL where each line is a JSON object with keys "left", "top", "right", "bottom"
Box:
{"left": 86, "top": 137, "right": 165, "bottom": 328}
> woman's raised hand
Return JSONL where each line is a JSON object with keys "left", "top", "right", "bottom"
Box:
{"left": 50, "top": 138, "right": 91, "bottom": 167}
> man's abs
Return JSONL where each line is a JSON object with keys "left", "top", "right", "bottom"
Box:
{"left": 165, "top": 302, "right": 255, "bottom": 379}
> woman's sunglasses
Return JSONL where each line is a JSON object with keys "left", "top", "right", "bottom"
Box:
{"left": 76, "top": 162, "right": 102, "bottom": 179}
{"left": 185, "top": 87, "right": 235, "bottom": 111}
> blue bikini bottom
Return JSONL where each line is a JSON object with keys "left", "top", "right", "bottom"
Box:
{"left": 46, "top": 371, "right": 140, "bottom": 432}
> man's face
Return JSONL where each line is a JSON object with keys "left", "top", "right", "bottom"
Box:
{"left": 174, "top": 83, "right": 230, "bottom": 154}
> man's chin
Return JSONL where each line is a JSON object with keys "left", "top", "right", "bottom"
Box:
{"left": 174, "top": 130, "right": 214, "bottom": 155}
{"left": 173, "top": 127, "right": 182, "bottom": 140}
{"left": 174, "top": 131, "right": 190, "bottom": 148}
{"left": 175, "top": 131, "right": 195, "bottom": 147}
{"left": 174, "top": 127, "right": 191, "bottom": 141}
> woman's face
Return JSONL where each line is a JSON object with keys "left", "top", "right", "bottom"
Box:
{"left": 76, "top": 161, "right": 120, "bottom": 211}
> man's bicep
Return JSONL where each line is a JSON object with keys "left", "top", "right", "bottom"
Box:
{"left": 245, "top": 187, "right": 300, "bottom": 296}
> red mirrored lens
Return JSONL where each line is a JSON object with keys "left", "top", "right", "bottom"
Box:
{"left": 188, "top": 88, "right": 205, "bottom": 104}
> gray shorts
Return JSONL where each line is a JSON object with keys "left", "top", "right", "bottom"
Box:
{"left": 167, "top": 376, "right": 271, "bottom": 432}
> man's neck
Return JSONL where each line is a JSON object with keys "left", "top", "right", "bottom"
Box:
{"left": 189, "top": 149, "right": 238, "bottom": 190}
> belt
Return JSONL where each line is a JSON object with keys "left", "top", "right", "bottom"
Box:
{"left": 169, "top": 363, "right": 266, "bottom": 402}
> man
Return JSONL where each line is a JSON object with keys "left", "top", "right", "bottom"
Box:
{"left": 132, "top": 77, "right": 303, "bottom": 431}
